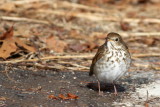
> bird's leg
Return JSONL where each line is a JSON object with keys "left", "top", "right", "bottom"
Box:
{"left": 113, "top": 83, "right": 118, "bottom": 96}
{"left": 97, "top": 80, "right": 103, "bottom": 95}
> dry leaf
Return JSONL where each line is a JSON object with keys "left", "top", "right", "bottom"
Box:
{"left": 15, "top": 38, "right": 36, "bottom": 52}
{"left": 0, "top": 26, "right": 13, "bottom": 40}
{"left": 143, "top": 38, "right": 155, "bottom": 46}
{"left": 0, "top": 26, "right": 36, "bottom": 59}
{"left": 46, "top": 35, "right": 67, "bottom": 53}
{"left": 83, "top": 42, "right": 98, "bottom": 52}
{"left": 69, "top": 43, "right": 86, "bottom": 52}
{"left": 120, "top": 22, "right": 131, "bottom": 31}
{"left": 0, "top": 39, "right": 17, "bottom": 59}
{"left": 0, "top": 3, "right": 16, "bottom": 12}
{"left": 58, "top": 94, "right": 69, "bottom": 100}
{"left": 48, "top": 93, "right": 78, "bottom": 100}
{"left": 48, "top": 95, "right": 58, "bottom": 100}
{"left": 67, "top": 93, "right": 79, "bottom": 99}
{"left": 0, "top": 97, "right": 7, "bottom": 101}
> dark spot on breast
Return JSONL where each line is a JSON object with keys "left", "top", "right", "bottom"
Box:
{"left": 110, "top": 60, "right": 114, "bottom": 64}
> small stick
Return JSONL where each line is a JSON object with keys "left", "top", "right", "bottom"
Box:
{"left": 1, "top": 16, "right": 49, "bottom": 24}
{"left": 56, "top": 1, "right": 110, "bottom": 13}
{"left": 132, "top": 53, "right": 160, "bottom": 58}
{"left": 38, "top": 9, "right": 160, "bottom": 24}
{"left": 0, "top": 53, "right": 159, "bottom": 64}
{"left": 12, "top": 0, "right": 46, "bottom": 5}
{"left": 0, "top": 16, "right": 81, "bottom": 30}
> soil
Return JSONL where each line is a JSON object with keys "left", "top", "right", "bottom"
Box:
{"left": 0, "top": 58, "right": 159, "bottom": 107}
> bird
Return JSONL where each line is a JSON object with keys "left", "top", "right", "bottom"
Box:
{"left": 89, "top": 32, "right": 131, "bottom": 95}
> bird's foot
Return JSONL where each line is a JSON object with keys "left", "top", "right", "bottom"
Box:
{"left": 98, "top": 91, "right": 104, "bottom": 96}
{"left": 114, "top": 91, "right": 118, "bottom": 96}
{"left": 113, "top": 84, "right": 118, "bottom": 96}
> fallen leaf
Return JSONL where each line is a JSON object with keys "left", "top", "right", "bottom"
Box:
{"left": 69, "top": 43, "right": 86, "bottom": 52}
{"left": 0, "top": 39, "right": 17, "bottom": 59}
{"left": 83, "top": 42, "right": 98, "bottom": 52}
{"left": 0, "top": 26, "right": 36, "bottom": 59}
{"left": 69, "top": 41, "right": 98, "bottom": 52}
{"left": 46, "top": 35, "right": 67, "bottom": 53}
{"left": 67, "top": 93, "right": 79, "bottom": 99}
{"left": 0, "top": 25, "right": 14, "bottom": 40}
{"left": 48, "top": 95, "right": 58, "bottom": 100}
{"left": 0, "top": 97, "right": 7, "bottom": 101}
{"left": 15, "top": 38, "right": 36, "bottom": 52}
{"left": 0, "top": 3, "right": 16, "bottom": 12}
{"left": 142, "top": 38, "right": 155, "bottom": 46}
{"left": 120, "top": 22, "right": 131, "bottom": 31}
{"left": 58, "top": 94, "right": 69, "bottom": 100}
{"left": 48, "top": 93, "right": 79, "bottom": 100}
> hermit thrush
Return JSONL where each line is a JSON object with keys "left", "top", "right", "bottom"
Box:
{"left": 89, "top": 32, "right": 131, "bottom": 95}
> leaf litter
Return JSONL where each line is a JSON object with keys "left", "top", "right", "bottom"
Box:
{"left": 0, "top": 26, "right": 36, "bottom": 59}
{"left": 48, "top": 93, "right": 79, "bottom": 100}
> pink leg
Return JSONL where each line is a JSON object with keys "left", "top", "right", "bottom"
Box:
{"left": 113, "top": 84, "right": 118, "bottom": 96}
{"left": 97, "top": 80, "right": 103, "bottom": 95}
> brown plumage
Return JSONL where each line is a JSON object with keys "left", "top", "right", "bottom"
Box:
{"left": 89, "top": 32, "right": 131, "bottom": 95}
{"left": 89, "top": 44, "right": 106, "bottom": 76}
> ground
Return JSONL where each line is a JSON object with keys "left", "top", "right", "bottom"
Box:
{"left": 0, "top": 0, "right": 160, "bottom": 107}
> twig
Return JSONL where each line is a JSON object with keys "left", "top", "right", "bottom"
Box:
{"left": 56, "top": 1, "right": 109, "bottom": 13}
{"left": 90, "top": 32, "right": 160, "bottom": 37}
{"left": 0, "top": 16, "right": 81, "bottom": 30}
{"left": 11, "top": 0, "right": 47, "bottom": 5}
{"left": 132, "top": 53, "right": 160, "bottom": 57}
{"left": 133, "top": 62, "right": 160, "bottom": 70}
{"left": 38, "top": 9, "right": 160, "bottom": 24}
{"left": 33, "top": 63, "right": 88, "bottom": 71}
{"left": 1, "top": 16, "right": 49, "bottom": 24}
{"left": 58, "top": 61, "right": 89, "bottom": 69}
{"left": 120, "top": 32, "right": 160, "bottom": 37}
{"left": 0, "top": 53, "right": 159, "bottom": 64}
{"left": 12, "top": 0, "right": 110, "bottom": 13}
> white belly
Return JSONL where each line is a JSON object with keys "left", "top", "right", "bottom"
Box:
{"left": 94, "top": 50, "right": 130, "bottom": 83}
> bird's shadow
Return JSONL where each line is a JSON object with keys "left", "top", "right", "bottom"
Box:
{"left": 87, "top": 82, "right": 125, "bottom": 92}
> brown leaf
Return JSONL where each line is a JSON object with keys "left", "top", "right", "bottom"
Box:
{"left": 0, "top": 26, "right": 36, "bottom": 59}
{"left": 15, "top": 38, "right": 36, "bottom": 52}
{"left": 120, "top": 22, "right": 131, "bottom": 31}
{"left": 0, "top": 40, "right": 17, "bottom": 59}
{"left": 0, "top": 97, "right": 7, "bottom": 101}
{"left": 67, "top": 93, "right": 79, "bottom": 99}
{"left": 83, "top": 42, "right": 98, "bottom": 52}
{"left": 46, "top": 35, "right": 67, "bottom": 53}
{"left": 48, "top": 95, "right": 58, "bottom": 100}
{"left": 0, "top": 26, "right": 14, "bottom": 40}
{"left": 143, "top": 38, "right": 155, "bottom": 46}
{"left": 69, "top": 43, "right": 86, "bottom": 52}
{"left": 58, "top": 94, "right": 69, "bottom": 100}
{"left": 0, "top": 3, "right": 16, "bottom": 12}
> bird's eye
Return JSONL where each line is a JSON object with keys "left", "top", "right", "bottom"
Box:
{"left": 115, "top": 38, "right": 119, "bottom": 41}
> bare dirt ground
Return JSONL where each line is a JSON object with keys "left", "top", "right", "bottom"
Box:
{"left": 0, "top": 0, "right": 160, "bottom": 107}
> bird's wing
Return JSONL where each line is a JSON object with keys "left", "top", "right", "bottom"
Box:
{"left": 89, "top": 44, "right": 106, "bottom": 76}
